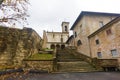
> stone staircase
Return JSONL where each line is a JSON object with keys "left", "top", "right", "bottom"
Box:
{"left": 56, "top": 48, "right": 97, "bottom": 72}
{"left": 57, "top": 61, "right": 96, "bottom": 72}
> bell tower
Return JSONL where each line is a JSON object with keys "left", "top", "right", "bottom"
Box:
{"left": 61, "top": 22, "right": 69, "bottom": 33}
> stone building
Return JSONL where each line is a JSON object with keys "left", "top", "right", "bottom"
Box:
{"left": 66, "top": 35, "right": 74, "bottom": 46}
{"left": 70, "top": 11, "right": 120, "bottom": 56}
{"left": 0, "top": 26, "right": 42, "bottom": 65}
{"left": 88, "top": 16, "right": 120, "bottom": 67}
{"left": 43, "top": 22, "right": 69, "bottom": 49}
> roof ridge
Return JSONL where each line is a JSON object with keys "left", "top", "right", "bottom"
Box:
{"left": 70, "top": 11, "right": 120, "bottom": 30}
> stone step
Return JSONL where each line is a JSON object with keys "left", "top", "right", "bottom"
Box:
{"left": 56, "top": 48, "right": 96, "bottom": 72}
{"left": 57, "top": 58, "right": 83, "bottom": 62}
{"left": 57, "top": 61, "right": 96, "bottom": 72}
{"left": 58, "top": 61, "right": 92, "bottom": 67}
{"left": 58, "top": 68, "right": 96, "bottom": 72}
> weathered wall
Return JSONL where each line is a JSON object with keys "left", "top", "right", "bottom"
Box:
{"left": 46, "top": 32, "right": 69, "bottom": 43}
{"left": 44, "top": 32, "right": 69, "bottom": 49}
{"left": 89, "top": 19, "right": 120, "bottom": 66}
{"left": 73, "top": 14, "right": 118, "bottom": 56}
{"left": 23, "top": 60, "right": 53, "bottom": 72}
{"left": 43, "top": 22, "right": 69, "bottom": 49}
{"left": 66, "top": 35, "right": 75, "bottom": 46}
{"left": 0, "top": 26, "right": 42, "bottom": 66}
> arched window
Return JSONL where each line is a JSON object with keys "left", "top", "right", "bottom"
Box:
{"left": 56, "top": 44, "right": 60, "bottom": 49}
{"left": 77, "top": 40, "right": 82, "bottom": 46}
{"left": 61, "top": 45, "right": 65, "bottom": 49}
{"left": 50, "top": 44, "right": 55, "bottom": 49}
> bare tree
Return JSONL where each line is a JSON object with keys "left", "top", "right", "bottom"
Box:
{"left": 0, "top": 0, "right": 29, "bottom": 27}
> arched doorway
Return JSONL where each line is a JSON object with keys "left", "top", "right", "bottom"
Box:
{"left": 56, "top": 44, "right": 60, "bottom": 49}
{"left": 61, "top": 44, "right": 65, "bottom": 49}
{"left": 50, "top": 44, "right": 55, "bottom": 49}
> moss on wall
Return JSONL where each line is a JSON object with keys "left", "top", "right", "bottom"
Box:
{"left": 0, "top": 26, "right": 42, "bottom": 68}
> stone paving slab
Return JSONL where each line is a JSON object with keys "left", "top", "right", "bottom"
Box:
{"left": 4, "top": 72, "right": 120, "bottom": 80}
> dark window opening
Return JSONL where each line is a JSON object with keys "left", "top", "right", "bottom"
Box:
{"left": 50, "top": 44, "right": 55, "bottom": 49}
{"left": 106, "top": 29, "right": 112, "bottom": 35}
{"left": 56, "top": 44, "right": 60, "bottom": 49}
{"left": 77, "top": 40, "right": 82, "bottom": 46}
{"left": 75, "top": 32, "right": 77, "bottom": 38}
{"left": 65, "top": 26, "right": 67, "bottom": 32}
{"left": 103, "top": 67, "right": 118, "bottom": 72}
{"left": 96, "top": 39, "right": 99, "bottom": 45}
{"left": 61, "top": 45, "right": 65, "bottom": 49}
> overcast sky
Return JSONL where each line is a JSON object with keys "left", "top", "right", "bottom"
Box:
{"left": 28, "top": 0, "right": 120, "bottom": 37}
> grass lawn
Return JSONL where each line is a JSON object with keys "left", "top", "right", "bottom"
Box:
{"left": 28, "top": 53, "right": 53, "bottom": 60}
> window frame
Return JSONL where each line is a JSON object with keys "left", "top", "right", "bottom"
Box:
{"left": 97, "top": 52, "right": 102, "bottom": 58}
{"left": 77, "top": 40, "right": 82, "bottom": 46}
{"left": 95, "top": 39, "right": 100, "bottom": 45}
{"left": 106, "top": 28, "right": 112, "bottom": 36}
{"left": 111, "top": 49, "right": 118, "bottom": 57}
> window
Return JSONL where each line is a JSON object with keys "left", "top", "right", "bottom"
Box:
{"left": 106, "top": 29, "right": 112, "bottom": 35}
{"left": 65, "top": 26, "right": 67, "bottom": 32}
{"left": 74, "top": 32, "right": 77, "bottom": 38}
{"left": 77, "top": 40, "right": 82, "bottom": 46}
{"left": 95, "top": 39, "right": 99, "bottom": 45}
{"left": 111, "top": 49, "right": 118, "bottom": 57}
{"left": 97, "top": 52, "right": 102, "bottom": 58}
{"left": 99, "top": 21, "right": 104, "bottom": 27}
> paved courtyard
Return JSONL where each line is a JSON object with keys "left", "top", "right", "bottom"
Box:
{"left": 4, "top": 72, "right": 120, "bottom": 80}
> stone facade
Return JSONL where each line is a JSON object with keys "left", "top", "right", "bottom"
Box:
{"left": 43, "top": 22, "right": 69, "bottom": 49}
{"left": 0, "top": 26, "right": 42, "bottom": 66}
{"left": 66, "top": 35, "right": 74, "bottom": 46}
{"left": 23, "top": 60, "right": 53, "bottom": 72}
{"left": 70, "top": 11, "right": 120, "bottom": 56}
{"left": 88, "top": 17, "right": 120, "bottom": 67}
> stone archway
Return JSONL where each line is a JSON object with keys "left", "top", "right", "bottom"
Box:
{"left": 50, "top": 44, "right": 55, "bottom": 49}
{"left": 61, "top": 44, "right": 65, "bottom": 49}
{"left": 56, "top": 44, "right": 60, "bottom": 49}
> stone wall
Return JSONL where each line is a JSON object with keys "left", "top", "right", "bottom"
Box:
{"left": 89, "top": 19, "right": 120, "bottom": 58}
{"left": 0, "top": 26, "right": 42, "bottom": 67}
{"left": 92, "top": 58, "right": 118, "bottom": 70}
{"left": 72, "top": 14, "right": 118, "bottom": 56}
{"left": 88, "top": 17, "right": 120, "bottom": 69}
{"left": 23, "top": 60, "right": 53, "bottom": 72}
